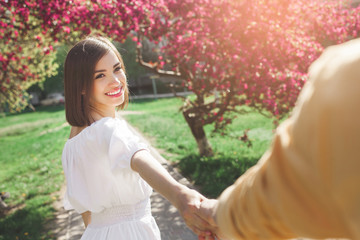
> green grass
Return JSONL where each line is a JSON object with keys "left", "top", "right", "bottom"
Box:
{"left": 125, "top": 97, "right": 276, "bottom": 197}
{"left": 0, "top": 98, "right": 276, "bottom": 239}
{"left": 0, "top": 105, "right": 69, "bottom": 240}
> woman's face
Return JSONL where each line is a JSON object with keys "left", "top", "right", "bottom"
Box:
{"left": 89, "top": 50, "right": 126, "bottom": 112}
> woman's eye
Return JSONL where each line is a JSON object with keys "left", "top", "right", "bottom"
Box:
{"left": 114, "top": 66, "right": 122, "bottom": 72}
{"left": 95, "top": 73, "right": 105, "bottom": 79}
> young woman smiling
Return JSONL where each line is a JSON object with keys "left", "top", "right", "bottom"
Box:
{"left": 62, "top": 36, "right": 214, "bottom": 240}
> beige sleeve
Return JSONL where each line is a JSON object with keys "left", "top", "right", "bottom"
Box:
{"left": 216, "top": 39, "right": 360, "bottom": 240}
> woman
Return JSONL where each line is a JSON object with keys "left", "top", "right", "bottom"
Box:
{"left": 62, "top": 35, "right": 214, "bottom": 240}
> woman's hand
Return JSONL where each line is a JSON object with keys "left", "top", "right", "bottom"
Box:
{"left": 174, "top": 187, "right": 215, "bottom": 238}
{"left": 198, "top": 199, "right": 228, "bottom": 240}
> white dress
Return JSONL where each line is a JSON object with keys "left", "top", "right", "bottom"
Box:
{"left": 62, "top": 117, "right": 161, "bottom": 240}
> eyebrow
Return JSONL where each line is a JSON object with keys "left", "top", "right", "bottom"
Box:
{"left": 94, "top": 62, "right": 121, "bottom": 73}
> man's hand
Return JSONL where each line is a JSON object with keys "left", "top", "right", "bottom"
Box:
{"left": 175, "top": 187, "right": 216, "bottom": 239}
{"left": 198, "top": 199, "right": 228, "bottom": 240}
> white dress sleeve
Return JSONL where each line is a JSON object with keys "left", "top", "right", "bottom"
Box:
{"left": 62, "top": 117, "right": 150, "bottom": 214}
{"left": 107, "top": 119, "right": 149, "bottom": 170}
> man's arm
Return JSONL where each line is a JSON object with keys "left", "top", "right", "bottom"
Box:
{"left": 202, "top": 39, "right": 360, "bottom": 239}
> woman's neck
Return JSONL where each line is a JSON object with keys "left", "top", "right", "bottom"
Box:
{"left": 89, "top": 106, "right": 116, "bottom": 123}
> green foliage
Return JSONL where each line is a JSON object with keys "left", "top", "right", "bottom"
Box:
{"left": 177, "top": 154, "right": 259, "bottom": 198}
{"left": 124, "top": 97, "right": 275, "bottom": 197}
{"left": 115, "top": 38, "right": 152, "bottom": 81}
{"left": 0, "top": 105, "right": 68, "bottom": 239}
{"left": 42, "top": 46, "right": 68, "bottom": 94}
{"left": 28, "top": 45, "right": 69, "bottom": 99}
{"left": 0, "top": 5, "right": 61, "bottom": 112}
{"left": 1, "top": 38, "right": 59, "bottom": 112}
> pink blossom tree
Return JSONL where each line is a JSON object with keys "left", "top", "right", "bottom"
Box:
{"left": 1, "top": 0, "right": 359, "bottom": 157}
{"left": 0, "top": 0, "right": 62, "bottom": 112}
{"left": 135, "top": 0, "right": 360, "bottom": 156}
{"left": 0, "top": 0, "right": 161, "bottom": 112}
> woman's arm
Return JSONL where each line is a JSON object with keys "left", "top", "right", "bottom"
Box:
{"left": 130, "top": 149, "right": 213, "bottom": 237}
{"left": 81, "top": 211, "right": 91, "bottom": 228}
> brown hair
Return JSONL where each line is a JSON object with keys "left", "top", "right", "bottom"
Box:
{"left": 64, "top": 36, "right": 129, "bottom": 127}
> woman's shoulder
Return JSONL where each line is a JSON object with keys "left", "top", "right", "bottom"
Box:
{"left": 65, "top": 117, "right": 120, "bottom": 143}
{"left": 93, "top": 116, "right": 129, "bottom": 133}
{"left": 84, "top": 116, "right": 130, "bottom": 140}
{"left": 81, "top": 116, "right": 125, "bottom": 132}
{"left": 65, "top": 117, "right": 131, "bottom": 150}
{"left": 95, "top": 116, "right": 122, "bottom": 126}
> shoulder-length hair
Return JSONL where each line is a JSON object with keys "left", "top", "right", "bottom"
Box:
{"left": 64, "top": 36, "right": 129, "bottom": 127}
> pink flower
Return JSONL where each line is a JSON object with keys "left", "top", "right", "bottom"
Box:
{"left": 63, "top": 26, "right": 70, "bottom": 34}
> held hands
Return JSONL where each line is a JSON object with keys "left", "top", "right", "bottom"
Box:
{"left": 198, "top": 199, "right": 228, "bottom": 240}
{"left": 175, "top": 187, "right": 213, "bottom": 237}
{"left": 131, "top": 151, "right": 224, "bottom": 238}
{"left": 176, "top": 187, "right": 226, "bottom": 240}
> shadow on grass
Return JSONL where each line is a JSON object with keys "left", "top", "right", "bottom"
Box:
{"left": 2, "top": 105, "right": 65, "bottom": 118}
{"left": 37, "top": 104, "right": 65, "bottom": 112}
{"left": 0, "top": 196, "right": 55, "bottom": 240}
{"left": 177, "top": 154, "right": 260, "bottom": 198}
{"left": 30, "top": 104, "right": 65, "bottom": 113}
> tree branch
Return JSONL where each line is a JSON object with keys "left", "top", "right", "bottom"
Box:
{"left": 136, "top": 29, "right": 182, "bottom": 78}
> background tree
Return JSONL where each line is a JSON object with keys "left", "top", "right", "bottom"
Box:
{"left": 1, "top": 0, "right": 359, "bottom": 157}
{"left": 0, "top": 0, "right": 162, "bottom": 112}
{"left": 136, "top": 0, "right": 360, "bottom": 156}
{"left": 0, "top": 1, "right": 61, "bottom": 112}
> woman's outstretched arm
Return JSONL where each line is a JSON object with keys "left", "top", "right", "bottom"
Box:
{"left": 130, "top": 149, "right": 214, "bottom": 238}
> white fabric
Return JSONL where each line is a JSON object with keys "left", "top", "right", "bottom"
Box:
{"left": 62, "top": 117, "right": 161, "bottom": 240}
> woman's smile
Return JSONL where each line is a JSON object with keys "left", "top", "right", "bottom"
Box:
{"left": 105, "top": 87, "right": 123, "bottom": 97}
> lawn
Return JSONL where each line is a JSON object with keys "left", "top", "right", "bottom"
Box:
{"left": 0, "top": 105, "right": 69, "bottom": 240}
{"left": 124, "top": 97, "right": 275, "bottom": 197}
{"left": 0, "top": 98, "right": 276, "bottom": 239}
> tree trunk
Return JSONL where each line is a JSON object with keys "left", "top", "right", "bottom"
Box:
{"left": 183, "top": 111, "right": 213, "bottom": 157}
